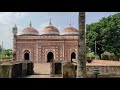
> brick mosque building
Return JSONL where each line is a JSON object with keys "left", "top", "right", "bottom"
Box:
{"left": 12, "top": 19, "right": 78, "bottom": 63}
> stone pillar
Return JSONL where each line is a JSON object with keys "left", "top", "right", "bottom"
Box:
{"left": 77, "top": 12, "right": 87, "bottom": 78}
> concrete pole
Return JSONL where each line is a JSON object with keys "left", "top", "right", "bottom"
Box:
{"left": 77, "top": 12, "right": 87, "bottom": 78}
{"left": 95, "top": 41, "right": 97, "bottom": 60}
{"left": 1, "top": 41, "right": 3, "bottom": 60}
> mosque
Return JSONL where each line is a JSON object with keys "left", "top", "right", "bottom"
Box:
{"left": 12, "top": 19, "right": 78, "bottom": 63}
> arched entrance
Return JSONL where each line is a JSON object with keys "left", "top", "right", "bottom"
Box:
{"left": 47, "top": 52, "right": 54, "bottom": 63}
{"left": 24, "top": 50, "right": 30, "bottom": 60}
{"left": 71, "top": 52, "right": 76, "bottom": 62}
{"left": 24, "top": 53, "right": 29, "bottom": 60}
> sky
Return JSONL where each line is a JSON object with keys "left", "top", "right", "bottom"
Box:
{"left": 0, "top": 12, "right": 119, "bottom": 49}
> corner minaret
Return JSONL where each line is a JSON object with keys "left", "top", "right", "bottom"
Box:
{"left": 12, "top": 24, "right": 18, "bottom": 61}
{"left": 12, "top": 24, "right": 18, "bottom": 35}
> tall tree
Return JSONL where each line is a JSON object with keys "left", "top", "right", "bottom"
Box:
{"left": 77, "top": 12, "right": 86, "bottom": 78}
{"left": 86, "top": 22, "right": 104, "bottom": 59}
{"left": 87, "top": 13, "right": 120, "bottom": 60}
{"left": 103, "top": 13, "right": 120, "bottom": 60}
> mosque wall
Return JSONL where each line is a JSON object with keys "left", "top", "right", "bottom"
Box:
{"left": 15, "top": 37, "right": 78, "bottom": 63}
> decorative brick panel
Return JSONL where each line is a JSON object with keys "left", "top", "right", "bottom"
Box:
{"left": 15, "top": 36, "right": 78, "bottom": 63}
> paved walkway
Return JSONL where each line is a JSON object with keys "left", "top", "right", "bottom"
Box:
{"left": 34, "top": 63, "right": 51, "bottom": 74}
{"left": 25, "top": 63, "right": 51, "bottom": 78}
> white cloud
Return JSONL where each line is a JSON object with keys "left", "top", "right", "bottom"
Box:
{"left": 0, "top": 12, "right": 27, "bottom": 49}
{"left": 0, "top": 12, "right": 27, "bottom": 24}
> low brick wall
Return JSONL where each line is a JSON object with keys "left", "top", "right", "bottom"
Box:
{"left": 0, "top": 60, "right": 12, "bottom": 64}
{"left": 0, "top": 60, "right": 34, "bottom": 78}
{"left": 0, "top": 62, "right": 22, "bottom": 78}
{"left": 50, "top": 61, "right": 62, "bottom": 77}
{"left": 62, "top": 62, "right": 76, "bottom": 78}
{"left": 86, "top": 65, "right": 120, "bottom": 76}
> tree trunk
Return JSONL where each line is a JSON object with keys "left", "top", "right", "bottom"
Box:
{"left": 77, "top": 12, "right": 86, "bottom": 78}
{"left": 98, "top": 53, "right": 101, "bottom": 60}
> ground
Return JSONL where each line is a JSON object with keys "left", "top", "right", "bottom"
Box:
{"left": 24, "top": 60, "right": 120, "bottom": 78}
{"left": 25, "top": 63, "right": 51, "bottom": 78}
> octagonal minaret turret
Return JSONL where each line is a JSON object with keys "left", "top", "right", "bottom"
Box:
{"left": 12, "top": 24, "right": 18, "bottom": 35}
{"left": 12, "top": 24, "right": 18, "bottom": 61}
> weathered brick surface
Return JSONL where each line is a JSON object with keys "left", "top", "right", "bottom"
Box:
{"left": 86, "top": 60, "right": 120, "bottom": 76}
{"left": 50, "top": 61, "right": 62, "bottom": 77}
{"left": 63, "top": 62, "right": 76, "bottom": 78}
{"left": 0, "top": 60, "right": 34, "bottom": 78}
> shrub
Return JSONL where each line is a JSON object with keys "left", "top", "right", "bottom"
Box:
{"left": 101, "top": 55, "right": 119, "bottom": 61}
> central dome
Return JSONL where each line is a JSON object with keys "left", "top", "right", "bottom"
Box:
{"left": 41, "top": 19, "right": 60, "bottom": 36}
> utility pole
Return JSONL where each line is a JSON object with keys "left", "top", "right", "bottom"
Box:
{"left": 95, "top": 41, "right": 97, "bottom": 60}
{"left": 0, "top": 45, "right": 1, "bottom": 60}
{"left": 1, "top": 41, "right": 3, "bottom": 60}
{"left": 77, "top": 12, "right": 86, "bottom": 78}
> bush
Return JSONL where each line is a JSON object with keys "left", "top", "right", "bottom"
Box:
{"left": 101, "top": 55, "right": 119, "bottom": 61}
{"left": 101, "top": 55, "right": 109, "bottom": 60}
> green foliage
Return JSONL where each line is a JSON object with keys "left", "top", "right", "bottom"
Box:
{"left": 0, "top": 46, "right": 2, "bottom": 52}
{"left": 5, "top": 50, "right": 11, "bottom": 57}
{"left": 103, "top": 13, "right": 120, "bottom": 58}
{"left": 87, "top": 13, "right": 120, "bottom": 60}
{"left": 86, "top": 52, "right": 95, "bottom": 57}
{"left": 86, "top": 22, "right": 105, "bottom": 59}
{"left": 101, "top": 54, "right": 119, "bottom": 61}
{"left": 0, "top": 49, "right": 12, "bottom": 59}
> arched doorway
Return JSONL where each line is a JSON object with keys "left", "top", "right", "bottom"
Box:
{"left": 47, "top": 52, "right": 54, "bottom": 63}
{"left": 24, "top": 53, "right": 29, "bottom": 60}
{"left": 24, "top": 50, "right": 30, "bottom": 60}
{"left": 71, "top": 52, "right": 76, "bottom": 62}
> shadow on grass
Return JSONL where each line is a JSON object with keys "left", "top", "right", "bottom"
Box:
{"left": 33, "top": 72, "right": 50, "bottom": 75}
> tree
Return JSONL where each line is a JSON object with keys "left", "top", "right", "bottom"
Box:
{"left": 0, "top": 45, "right": 2, "bottom": 52}
{"left": 87, "top": 13, "right": 120, "bottom": 60}
{"left": 5, "top": 50, "right": 11, "bottom": 57}
{"left": 86, "top": 22, "right": 104, "bottom": 59}
{"left": 103, "top": 13, "right": 120, "bottom": 60}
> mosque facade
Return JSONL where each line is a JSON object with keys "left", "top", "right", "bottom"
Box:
{"left": 12, "top": 19, "right": 78, "bottom": 63}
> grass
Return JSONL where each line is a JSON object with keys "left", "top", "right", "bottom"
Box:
{"left": 34, "top": 72, "right": 50, "bottom": 75}
{"left": 0, "top": 52, "right": 12, "bottom": 60}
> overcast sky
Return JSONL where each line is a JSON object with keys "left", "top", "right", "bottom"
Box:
{"left": 0, "top": 12, "right": 119, "bottom": 49}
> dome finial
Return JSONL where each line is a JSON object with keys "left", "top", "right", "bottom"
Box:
{"left": 49, "top": 18, "right": 52, "bottom": 26}
{"left": 30, "top": 21, "right": 32, "bottom": 27}
{"left": 69, "top": 20, "right": 72, "bottom": 27}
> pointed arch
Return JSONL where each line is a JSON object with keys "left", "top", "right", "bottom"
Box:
{"left": 24, "top": 50, "right": 30, "bottom": 60}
